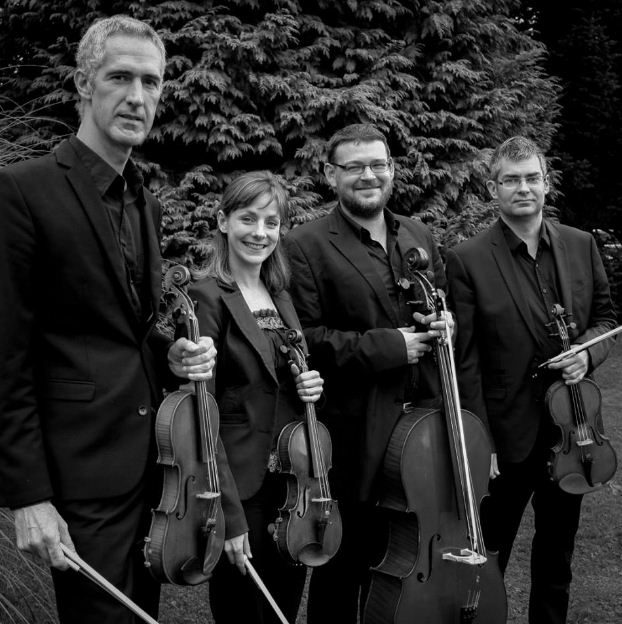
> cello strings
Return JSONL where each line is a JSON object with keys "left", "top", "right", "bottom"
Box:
{"left": 436, "top": 300, "right": 485, "bottom": 556}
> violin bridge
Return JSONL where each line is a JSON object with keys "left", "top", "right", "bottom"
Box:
{"left": 195, "top": 491, "right": 220, "bottom": 500}
{"left": 442, "top": 549, "right": 487, "bottom": 566}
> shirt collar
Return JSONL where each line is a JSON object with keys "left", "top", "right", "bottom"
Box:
{"left": 500, "top": 218, "right": 551, "bottom": 255}
{"left": 336, "top": 203, "right": 400, "bottom": 242}
{"left": 69, "top": 135, "right": 144, "bottom": 198}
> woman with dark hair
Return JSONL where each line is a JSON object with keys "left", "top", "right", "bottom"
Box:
{"left": 190, "top": 170, "right": 323, "bottom": 623}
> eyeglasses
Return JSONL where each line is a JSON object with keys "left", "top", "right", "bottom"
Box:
{"left": 497, "top": 174, "right": 545, "bottom": 189}
{"left": 329, "top": 160, "right": 392, "bottom": 176}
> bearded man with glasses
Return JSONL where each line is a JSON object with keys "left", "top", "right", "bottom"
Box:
{"left": 446, "top": 135, "right": 617, "bottom": 624}
{"left": 285, "top": 123, "right": 452, "bottom": 623}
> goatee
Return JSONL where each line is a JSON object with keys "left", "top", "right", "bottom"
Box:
{"left": 341, "top": 180, "right": 393, "bottom": 218}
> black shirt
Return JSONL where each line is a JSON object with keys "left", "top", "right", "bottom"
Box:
{"left": 69, "top": 136, "right": 148, "bottom": 316}
{"left": 337, "top": 205, "right": 440, "bottom": 403}
{"left": 500, "top": 220, "right": 568, "bottom": 369}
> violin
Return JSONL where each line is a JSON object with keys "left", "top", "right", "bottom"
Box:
{"left": 272, "top": 329, "right": 342, "bottom": 567}
{"left": 365, "top": 248, "right": 506, "bottom": 624}
{"left": 545, "top": 304, "right": 617, "bottom": 494}
{"left": 143, "top": 265, "right": 224, "bottom": 584}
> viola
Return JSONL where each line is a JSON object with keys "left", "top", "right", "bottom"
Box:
{"left": 272, "top": 329, "right": 342, "bottom": 567}
{"left": 143, "top": 265, "right": 224, "bottom": 584}
{"left": 545, "top": 304, "right": 617, "bottom": 494}
{"left": 365, "top": 248, "right": 507, "bottom": 624}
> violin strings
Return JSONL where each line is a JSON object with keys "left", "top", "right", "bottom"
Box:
{"left": 558, "top": 323, "right": 591, "bottom": 446}
{"left": 297, "top": 344, "right": 332, "bottom": 511}
{"left": 190, "top": 318, "right": 220, "bottom": 491}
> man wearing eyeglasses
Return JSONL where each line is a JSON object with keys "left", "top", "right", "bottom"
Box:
{"left": 446, "top": 136, "right": 616, "bottom": 624}
{"left": 285, "top": 123, "right": 450, "bottom": 623}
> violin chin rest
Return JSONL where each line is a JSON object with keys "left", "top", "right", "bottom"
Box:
{"left": 180, "top": 557, "right": 211, "bottom": 585}
{"left": 558, "top": 473, "right": 600, "bottom": 495}
{"left": 298, "top": 546, "right": 330, "bottom": 568}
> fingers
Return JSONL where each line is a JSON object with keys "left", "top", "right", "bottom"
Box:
{"left": 14, "top": 502, "right": 72, "bottom": 571}
{"left": 547, "top": 350, "right": 588, "bottom": 384}
{"left": 168, "top": 336, "right": 217, "bottom": 381}
{"left": 295, "top": 370, "right": 323, "bottom": 403}
{"left": 224, "top": 533, "right": 250, "bottom": 575}
{"left": 489, "top": 453, "right": 500, "bottom": 480}
{"left": 412, "top": 311, "right": 454, "bottom": 332}
{"left": 399, "top": 329, "right": 434, "bottom": 364}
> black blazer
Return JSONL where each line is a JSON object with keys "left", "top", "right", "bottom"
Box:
{"left": 0, "top": 138, "right": 170, "bottom": 508}
{"left": 284, "top": 208, "right": 446, "bottom": 502}
{"left": 190, "top": 277, "right": 307, "bottom": 537}
{"left": 446, "top": 219, "right": 617, "bottom": 462}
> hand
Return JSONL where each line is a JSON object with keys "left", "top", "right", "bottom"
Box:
{"left": 167, "top": 336, "right": 216, "bottom": 381}
{"left": 547, "top": 349, "right": 589, "bottom": 385}
{"left": 398, "top": 327, "right": 434, "bottom": 364}
{"left": 490, "top": 453, "right": 500, "bottom": 479}
{"left": 291, "top": 364, "right": 324, "bottom": 403}
{"left": 224, "top": 532, "right": 251, "bottom": 575}
{"left": 14, "top": 501, "right": 75, "bottom": 570}
{"left": 413, "top": 310, "right": 455, "bottom": 336}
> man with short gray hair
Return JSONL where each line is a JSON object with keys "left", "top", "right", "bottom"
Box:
{"left": 0, "top": 15, "right": 216, "bottom": 623}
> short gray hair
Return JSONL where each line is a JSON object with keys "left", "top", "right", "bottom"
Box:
{"left": 76, "top": 15, "right": 166, "bottom": 85}
{"left": 488, "top": 136, "right": 547, "bottom": 180}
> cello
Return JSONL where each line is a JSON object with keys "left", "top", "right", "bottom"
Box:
{"left": 143, "top": 265, "right": 225, "bottom": 584}
{"left": 365, "top": 248, "right": 507, "bottom": 624}
{"left": 272, "top": 329, "right": 342, "bottom": 567}
{"left": 545, "top": 304, "right": 617, "bottom": 494}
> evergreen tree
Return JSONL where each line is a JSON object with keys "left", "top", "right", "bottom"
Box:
{"left": 0, "top": 0, "right": 560, "bottom": 265}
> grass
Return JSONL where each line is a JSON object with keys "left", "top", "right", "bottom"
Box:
{"left": 0, "top": 510, "right": 56, "bottom": 624}
{"left": 1, "top": 340, "right": 621, "bottom": 623}
{"left": 504, "top": 338, "right": 622, "bottom": 624}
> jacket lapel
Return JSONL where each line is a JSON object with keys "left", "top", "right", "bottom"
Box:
{"left": 142, "top": 193, "right": 163, "bottom": 324}
{"left": 55, "top": 141, "right": 142, "bottom": 327}
{"left": 221, "top": 288, "right": 278, "bottom": 383}
{"left": 546, "top": 221, "right": 573, "bottom": 317}
{"left": 327, "top": 210, "right": 399, "bottom": 326}
{"left": 489, "top": 220, "right": 541, "bottom": 345}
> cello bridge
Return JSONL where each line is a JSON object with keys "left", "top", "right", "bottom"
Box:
{"left": 576, "top": 439, "right": 593, "bottom": 447}
{"left": 442, "top": 548, "right": 487, "bottom": 566}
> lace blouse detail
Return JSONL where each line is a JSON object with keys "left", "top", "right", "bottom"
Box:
{"left": 251, "top": 307, "right": 300, "bottom": 442}
{"left": 252, "top": 308, "right": 286, "bottom": 330}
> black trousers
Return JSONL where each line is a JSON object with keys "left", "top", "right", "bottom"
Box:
{"left": 306, "top": 489, "right": 385, "bottom": 624}
{"left": 209, "top": 472, "right": 307, "bottom": 624}
{"left": 51, "top": 481, "right": 160, "bottom": 624}
{"left": 481, "top": 442, "right": 583, "bottom": 624}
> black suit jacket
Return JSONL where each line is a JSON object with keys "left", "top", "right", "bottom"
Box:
{"left": 446, "top": 218, "right": 617, "bottom": 462}
{"left": 285, "top": 208, "right": 446, "bottom": 502}
{"left": 0, "top": 138, "right": 170, "bottom": 508}
{"left": 190, "top": 277, "right": 307, "bottom": 538}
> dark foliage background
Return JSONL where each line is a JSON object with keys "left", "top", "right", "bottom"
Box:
{"left": 0, "top": 0, "right": 620, "bottom": 313}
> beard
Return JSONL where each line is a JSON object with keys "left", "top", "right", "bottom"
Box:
{"left": 340, "top": 179, "right": 393, "bottom": 218}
